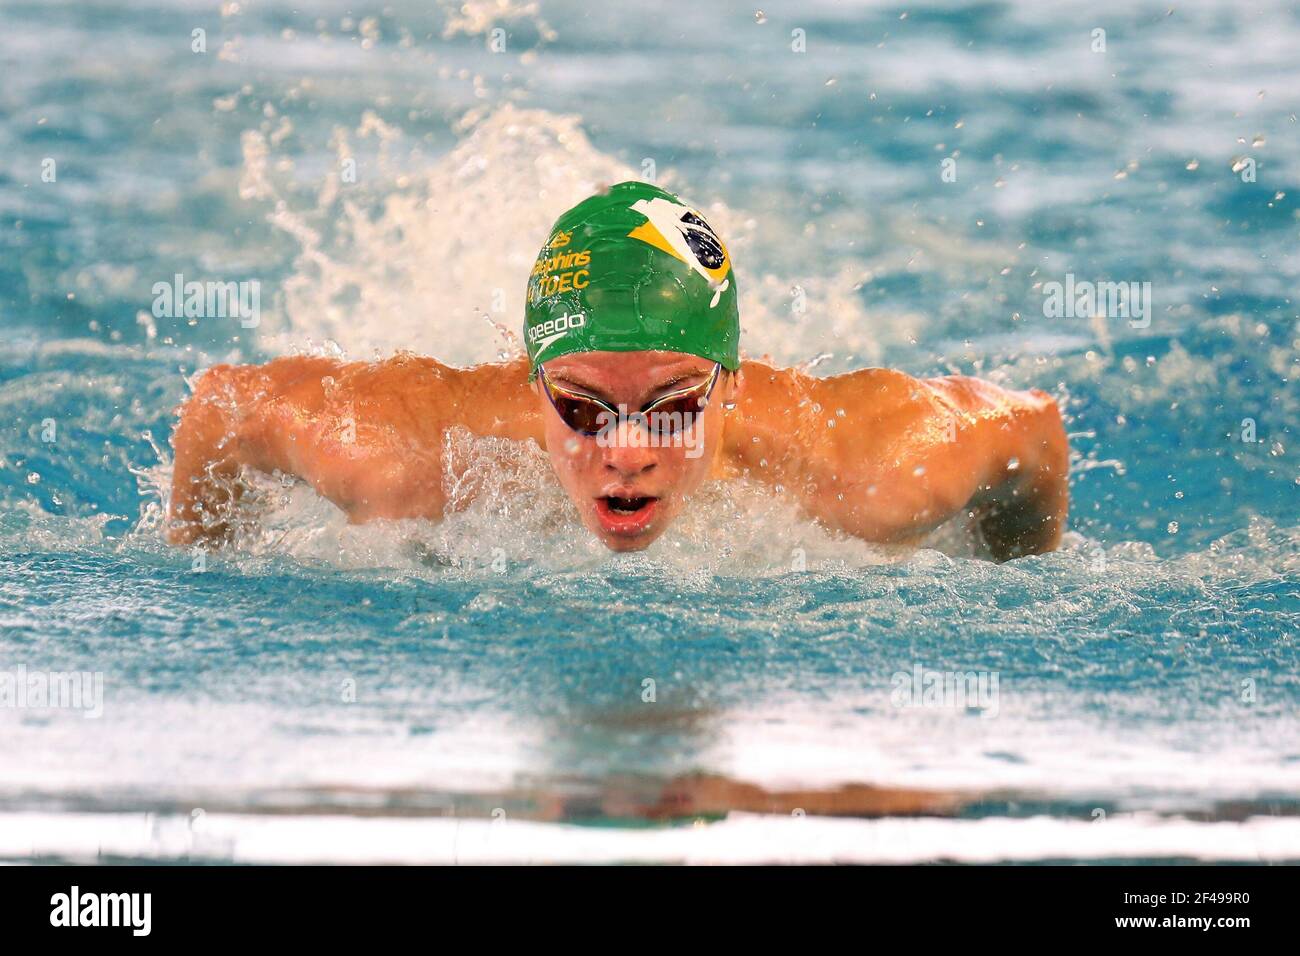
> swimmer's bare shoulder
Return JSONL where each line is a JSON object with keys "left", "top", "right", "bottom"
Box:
{"left": 726, "top": 362, "right": 1069, "bottom": 560}
{"left": 166, "top": 354, "right": 541, "bottom": 545}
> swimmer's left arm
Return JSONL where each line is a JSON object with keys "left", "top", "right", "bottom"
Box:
{"left": 740, "top": 366, "right": 1068, "bottom": 560}
{"left": 918, "top": 375, "right": 1069, "bottom": 559}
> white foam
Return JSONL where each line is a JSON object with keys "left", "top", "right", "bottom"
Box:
{"left": 239, "top": 101, "right": 942, "bottom": 371}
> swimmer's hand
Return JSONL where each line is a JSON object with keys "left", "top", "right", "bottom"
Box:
{"left": 914, "top": 374, "right": 1069, "bottom": 560}
{"left": 957, "top": 383, "right": 1069, "bottom": 560}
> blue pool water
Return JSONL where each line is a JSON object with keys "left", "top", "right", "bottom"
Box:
{"left": 0, "top": 0, "right": 1297, "bottom": 862}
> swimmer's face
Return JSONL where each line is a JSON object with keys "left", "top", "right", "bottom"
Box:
{"left": 535, "top": 350, "right": 734, "bottom": 552}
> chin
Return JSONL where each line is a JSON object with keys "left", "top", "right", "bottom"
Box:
{"left": 591, "top": 518, "right": 666, "bottom": 552}
{"left": 600, "top": 533, "right": 656, "bottom": 552}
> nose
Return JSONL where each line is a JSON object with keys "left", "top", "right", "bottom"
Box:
{"left": 601, "top": 422, "right": 658, "bottom": 479}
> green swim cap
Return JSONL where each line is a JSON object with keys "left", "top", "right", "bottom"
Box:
{"left": 523, "top": 181, "right": 740, "bottom": 378}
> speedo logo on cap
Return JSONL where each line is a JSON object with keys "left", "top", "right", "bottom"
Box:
{"left": 626, "top": 197, "right": 732, "bottom": 305}
{"left": 528, "top": 311, "right": 586, "bottom": 358}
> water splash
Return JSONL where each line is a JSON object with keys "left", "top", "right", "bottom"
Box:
{"left": 239, "top": 102, "right": 924, "bottom": 372}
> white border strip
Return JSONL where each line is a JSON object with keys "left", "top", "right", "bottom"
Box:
{"left": 0, "top": 811, "right": 1296, "bottom": 864}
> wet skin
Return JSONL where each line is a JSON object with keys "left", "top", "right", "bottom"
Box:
{"left": 167, "top": 350, "right": 1069, "bottom": 560}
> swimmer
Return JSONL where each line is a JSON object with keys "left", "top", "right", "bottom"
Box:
{"left": 167, "top": 181, "right": 1068, "bottom": 560}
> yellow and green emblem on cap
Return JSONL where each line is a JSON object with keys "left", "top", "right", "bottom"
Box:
{"left": 523, "top": 181, "right": 740, "bottom": 378}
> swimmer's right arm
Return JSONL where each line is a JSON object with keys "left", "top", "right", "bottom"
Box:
{"left": 167, "top": 356, "right": 358, "bottom": 545}
{"left": 166, "top": 355, "right": 542, "bottom": 546}
{"left": 168, "top": 355, "right": 454, "bottom": 545}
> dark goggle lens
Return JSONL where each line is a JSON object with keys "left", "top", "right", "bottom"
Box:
{"left": 642, "top": 395, "right": 706, "bottom": 435}
{"left": 552, "top": 392, "right": 609, "bottom": 434}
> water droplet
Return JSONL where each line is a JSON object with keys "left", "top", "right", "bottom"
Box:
{"left": 1006, "top": 457, "right": 1020, "bottom": 471}
{"left": 754, "top": 9, "right": 767, "bottom": 23}
{"left": 1185, "top": 159, "right": 1199, "bottom": 170}
{"left": 1252, "top": 134, "right": 1266, "bottom": 147}
{"left": 1167, "top": 521, "right": 1179, "bottom": 534}
{"left": 26, "top": 472, "right": 40, "bottom": 484}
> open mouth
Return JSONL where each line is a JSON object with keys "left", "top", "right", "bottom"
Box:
{"left": 594, "top": 495, "right": 660, "bottom": 536}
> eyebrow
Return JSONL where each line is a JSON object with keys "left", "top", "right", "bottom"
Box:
{"left": 549, "top": 368, "right": 709, "bottom": 401}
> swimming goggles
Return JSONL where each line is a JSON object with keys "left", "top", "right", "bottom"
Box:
{"left": 538, "top": 362, "right": 722, "bottom": 436}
